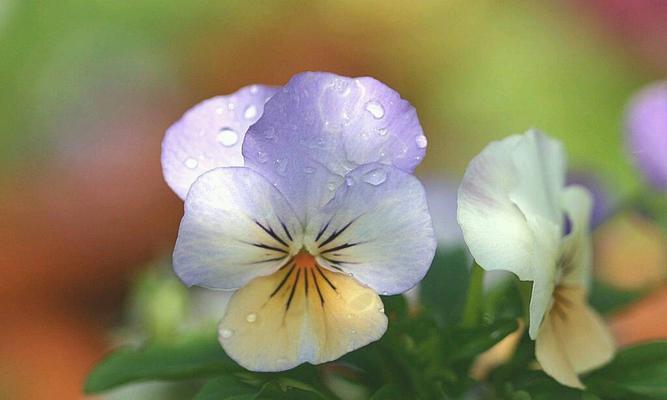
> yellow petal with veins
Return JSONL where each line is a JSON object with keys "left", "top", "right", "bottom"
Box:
{"left": 218, "top": 253, "right": 387, "bottom": 371}
{"left": 535, "top": 286, "right": 615, "bottom": 389}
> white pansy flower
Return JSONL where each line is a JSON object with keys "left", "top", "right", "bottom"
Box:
{"left": 457, "top": 130, "right": 615, "bottom": 388}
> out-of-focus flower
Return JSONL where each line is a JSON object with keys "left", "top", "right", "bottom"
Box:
{"left": 625, "top": 81, "right": 667, "bottom": 191}
{"left": 458, "top": 130, "right": 615, "bottom": 388}
{"left": 162, "top": 72, "right": 436, "bottom": 371}
{"left": 424, "top": 178, "right": 465, "bottom": 249}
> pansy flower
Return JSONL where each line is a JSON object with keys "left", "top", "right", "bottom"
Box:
{"left": 625, "top": 81, "right": 667, "bottom": 191}
{"left": 161, "top": 72, "right": 436, "bottom": 371}
{"left": 457, "top": 130, "right": 615, "bottom": 388}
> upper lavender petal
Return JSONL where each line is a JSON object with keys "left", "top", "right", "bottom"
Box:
{"left": 162, "top": 84, "right": 277, "bottom": 199}
{"left": 242, "top": 72, "right": 427, "bottom": 219}
{"left": 626, "top": 81, "right": 667, "bottom": 190}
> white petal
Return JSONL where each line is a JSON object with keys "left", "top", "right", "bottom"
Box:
{"left": 173, "top": 167, "right": 302, "bottom": 289}
{"left": 304, "top": 164, "right": 436, "bottom": 295}
{"left": 559, "top": 185, "right": 594, "bottom": 288}
{"left": 457, "top": 131, "right": 563, "bottom": 281}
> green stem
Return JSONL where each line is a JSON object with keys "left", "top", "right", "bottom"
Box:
{"left": 461, "top": 262, "right": 485, "bottom": 328}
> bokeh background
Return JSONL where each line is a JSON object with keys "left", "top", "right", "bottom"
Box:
{"left": 1, "top": 1, "right": 666, "bottom": 398}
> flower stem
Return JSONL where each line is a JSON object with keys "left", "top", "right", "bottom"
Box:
{"left": 462, "top": 262, "right": 485, "bottom": 328}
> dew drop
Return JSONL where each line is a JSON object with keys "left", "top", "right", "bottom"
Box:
{"left": 415, "top": 135, "right": 428, "bottom": 148}
{"left": 362, "top": 168, "right": 387, "bottom": 186}
{"left": 275, "top": 158, "right": 288, "bottom": 175}
{"left": 215, "top": 107, "right": 224, "bottom": 115}
{"left": 327, "top": 182, "right": 336, "bottom": 191}
{"left": 217, "top": 128, "right": 238, "bottom": 146}
{"left": 377, "top": 128, "right": 388, "bottom": 136}
{"left": 345, "top": 176, "right": 355, "bottom": 186}
{"left": 244, "top": 105, "right": 258, "bottom": 120}
{"left": 227, "top": 102, "right": 235, "bottom": 111}
{"left": 246, "top": 313, "right": 257, "bottom": 323}
{"left": 184, "top": 157, "right": 198, "bottom": 169}
{"left": 365, "top": 100, "right": 385, "bottom": 119}
{"left": 257, "top": 151, "right": 268, "bottom": 163}
{"left": 220, "top": 328, "right": 233, "bottom": 339}
{"left": 249, "top": 85, "right": 259, "bottom": 94}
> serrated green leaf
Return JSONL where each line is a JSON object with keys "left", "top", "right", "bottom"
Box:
{"left": 420, "top": 248, "right": 471, "bottom": 327}
{"left": 84, "top": 334, "right": 238, "bottom": 394}
{"left": 585, "top": 341, "right": 667, "bottom": 399}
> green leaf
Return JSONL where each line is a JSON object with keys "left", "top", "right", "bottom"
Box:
{"left": 195, "top": 376, "right": 256, "bottom": 400}
{"left": 585, "top": 341, "right": 667, "bottom": 399}
{"left": 446, "top": 319, "right": 519, "bottom": 364}
{"left": 84, "top": 334, "right": 238, "bottom": 394}
{"left": 370, "top": 384, "right": 403, "bottom": 399}
{"left": 195, "top": 376, "right": 329, "bottom": 400}
{"left": 589, "top": 279, "right": 645, "bottom": 315}
{"left": 420, "top": 248, "right": 471, "bottom": 327}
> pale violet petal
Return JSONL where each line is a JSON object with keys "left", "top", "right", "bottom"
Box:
{"left": 304, "top": 164, "right": 436, "bottom": 295}
{"left": 242, "top": 72, "right": 426, "bottom": 221}
{"left": 173, "top": 167, "right": 302, "bottom": 289}
{"left": 162, "top": 84, "right": 277, "bottom": 199}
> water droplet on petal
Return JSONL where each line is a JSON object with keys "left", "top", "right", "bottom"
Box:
{"left": 217, "top": 128, "right": 238, "bottom": 146}
{"left": 377, "top": 128, "right": 388, "bottom": 136}
{"left": 365, "top": 100, "right": 384, "bottom": 119}
{"left": 227, "top": 102, "right": 235, "bottom": 111}
{"left": 415, "top": 135, "right": 428, "bottom": 148}
{"left": 345, "top": 176, "right": 355, "bottom": 186}
{"left": 378, "top": 307, "right": 385, "bottom": 313}
{"left": 264, "top": 127, "right": 276, "bottom": 140}
{"left": 246, "top": 313, "right": 257, "bottom": 323}
{"left": 275, "top": 158, "right": 288, "bottom": 175}
{"left": 244, "top": 105, "right": 258, "bottom": 120}
{"left": 327, "top": 182, "right": 336, "bottom": 191}
{"left": 362, "top": 168, "right": 387, "bottom": 186}
{"left": 184, "top": 157, "right": 198, "bottom": 169}
{"left": 257, "top": 151, "right": 268, "bottom": 163}
{"left": 303, "top": 166, "right": 315, "bottom": 174}
{"left": 249, "top": 85, "right": 259, "bottom": 94}
{"left": 220, "top": 328, "right": 233, "bottom": 339}
{"left": 215, "top": 107, "right": 224, "bottom": 115}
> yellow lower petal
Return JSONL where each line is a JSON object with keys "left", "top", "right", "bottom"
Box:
{"left": 535, "top": 286, "right": 615, "bottom": 389}
{"left": 218, "top": 256, "right": 387, "bottom": 371}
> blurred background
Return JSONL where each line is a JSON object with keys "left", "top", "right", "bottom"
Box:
{"left": 1, "top": 0, "right": 666, "bottom": 398}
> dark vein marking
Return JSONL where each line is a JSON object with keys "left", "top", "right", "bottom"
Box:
{"left": 246, "top": 256, "right": 286, "bottom": 264}
{"left": 255, "top": 221, "right": 289, "bottom": 248}
{"left": 319, "top": 218, "right": 357, "bottom": 248}
{"left": 320, "top": 242, "right": 360, "bottom": 254}
{"left": 315, "top": 219, "right": 332, "bottom": 242}
{"left": 315, "top": 265, "right": 337, "bottom": 291}
{"left": 251, "top": 242, "right": 288, "bottom": 253}
{"left": 285, "top": 269, "right": 301, "bottom": 311}
{"left": 304, "top": 268, "right": 309, "bottom": 297}
{"left": 311, "top": 269, "right": 325, "bottom": 305}
{"left": 280, "top": 220, "right": 293, "bottom": 242}
{"left": 270, "top": 263, "right": 295, "bottom": 297}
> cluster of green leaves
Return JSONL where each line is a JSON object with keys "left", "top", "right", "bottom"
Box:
{"left": 85, "top": 249, "right": 666, "bottom": 399}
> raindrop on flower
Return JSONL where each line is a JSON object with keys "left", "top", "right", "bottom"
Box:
{"left": 244, "top": 105, "right": 258, "bottom": 120}
{"left": 365, "top": 100, "right": 385, "bottom": 119}
{"left": 327, "top": 182, "right": 336, "bottom": 191}
{"left": 345, "top": 176, "right": 355, "bottom": 186}
{"left": 415, "top": 135, "right": 428, "bottom": 149}
{"left": 377, "top": 128, "right": 388, "bottom": 136}
{"left": 227, "top": 102, "right": 235, "bottom": 111}
{"left": 275, "top": 158, "right": 288, "bottom": 175}
{"left": 257, "top": 151, "right": 268, "bottom": 163}
{"left": 217, "top": 127, "right": 238, "bottom": 147}
{"left": 362, "top": 168, "right": 387, "bottom": 186}
{"left": 220, "top": 328, "right": 234, "bottom": 339}
{"left": 249, "top": 85, "right": 259, "bottom": 94}
{"left": 246, "top": 313, "right": 257, "bottom": 323}
{"left": 184, "top": 157, "right": 198, "bottom": 169}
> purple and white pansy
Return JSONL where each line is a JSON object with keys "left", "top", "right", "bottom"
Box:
{"left": 161, "top": 72, "right": 436, "bottom": 371}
